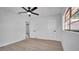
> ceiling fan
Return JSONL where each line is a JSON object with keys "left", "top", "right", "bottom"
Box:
{"left": 18, "top": 7, "right": 39, "bottom": 17}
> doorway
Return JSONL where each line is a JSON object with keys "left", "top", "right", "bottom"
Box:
{"left": 26, "top": 21, "right": 30, "bottom": 38}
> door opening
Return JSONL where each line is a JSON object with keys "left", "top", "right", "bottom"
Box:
{"left": 26, "top": 21, "right": 30, "bottom": 39}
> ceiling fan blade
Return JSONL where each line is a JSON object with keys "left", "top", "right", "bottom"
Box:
{"left": 18, "top": 12, "right": 27, "bottom": 14}
{"left": 31, "top": 7, "right": 38, "bottom": 11}
{"left": 28, "top": 7, "right": 31, "bottom": 10}
{"left": 31, "top": 12, "right": 39, "bottom": 15}
{"left": 21, "top": 7, "right": 27, "bottom": 11}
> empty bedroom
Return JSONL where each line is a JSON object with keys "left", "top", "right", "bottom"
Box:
{"left": 0, "top": 7, "right": 79, "bottom": 51}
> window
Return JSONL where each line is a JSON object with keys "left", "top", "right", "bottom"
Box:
{"left": 64, "top": 7, "right": 79, "bottom": 32}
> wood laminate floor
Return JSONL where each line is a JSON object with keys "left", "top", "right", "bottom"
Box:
{"left": 0, "top": 38, "right": 63, "bottom": 51}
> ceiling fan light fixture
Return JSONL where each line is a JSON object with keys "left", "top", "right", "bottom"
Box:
{"left": 27, "top": 12, "right": 31, "bottom": 15}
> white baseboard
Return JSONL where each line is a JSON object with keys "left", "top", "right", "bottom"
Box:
{"left": 0, "top": 36, "right": 62, "bottom": 47}
{"left": 30, "top": 37, "right": 61, "bottom": 42}
{"left": 0, "top": 39, "right": 25, "bottom": 47}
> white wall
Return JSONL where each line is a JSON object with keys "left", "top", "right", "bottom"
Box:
{"left": 0, "top": 8, "right": 26, "bottom": 47}
{"left": 30, "top": 15, "right": 62, "bottom": 41}
{"left": 56, "top": 15, "right": 63, "bottom": 41}
{"left": 62, "top": 15, "right": 79, "bottom": 51}
{"left": 62, "top": 31, "right": 79, "bottom": 51}
{"left": 52, "top": 10, "right": 79, "bottom": 50}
